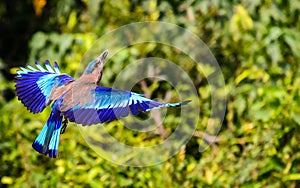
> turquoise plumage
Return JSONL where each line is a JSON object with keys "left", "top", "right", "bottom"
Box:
{"left": 15, "top": 50, "right": 190, "bottom": 158}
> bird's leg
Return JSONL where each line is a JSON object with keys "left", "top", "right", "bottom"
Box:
{"left": 61, "top": 118, "right": 68, "bottom": 134}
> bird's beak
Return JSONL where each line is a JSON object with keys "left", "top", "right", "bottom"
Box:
{"left": 99, "top": 50, "right": 108, "bottom": 62}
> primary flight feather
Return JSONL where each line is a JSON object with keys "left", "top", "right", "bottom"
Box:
{"left": 15, "top": 50, "right": 190, "bottom": 158}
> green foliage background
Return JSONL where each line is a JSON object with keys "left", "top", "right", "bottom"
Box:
{"left": 1, "top": 0, "right": 300, "bottom": 187}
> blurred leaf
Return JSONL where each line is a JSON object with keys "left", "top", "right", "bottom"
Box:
{"left": 284, "top": 173, "right": 300, "bottom": 181}
{"left": 291, "top": 113, "right": 300, "bottom": 125}
{"left": 1, "top": 176, "right": 13, "bottom": 184}
{"left": 67, "top": 11, "right": 77, "bottom": 31}
{"left": 33, "top": 0, "right": 47, "bottom": 16}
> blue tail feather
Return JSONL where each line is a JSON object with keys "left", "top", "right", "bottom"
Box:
{"left": 32, "top": 109, "right": 63, "bottom": 158}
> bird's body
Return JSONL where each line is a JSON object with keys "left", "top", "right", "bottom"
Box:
{"left": 15, "top": 50, "right": 190, "bottom": 158}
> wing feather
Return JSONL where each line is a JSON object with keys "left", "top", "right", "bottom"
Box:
{"left": 15, "top": 62, "right": 74, "bottom": 113}
{"left": 63, "top": 86, "right": 188, "bottom": 125}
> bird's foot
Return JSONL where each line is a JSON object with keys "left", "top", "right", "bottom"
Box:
{"left": 61, "top": 119, "right": 68, "bottom": 134}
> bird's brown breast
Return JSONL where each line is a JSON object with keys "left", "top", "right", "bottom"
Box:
{"left": 48, "top": 81, "right": 74, "bottom": 105}
{"left": 59, "top": 76, "right": 98, "bottom": 112}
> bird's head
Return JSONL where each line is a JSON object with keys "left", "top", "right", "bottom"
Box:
{"left": 83, "top": 50, "right": 108, "bottom": 84}
{"left": 84, "top": 50, "right": 108, "bottom": 75}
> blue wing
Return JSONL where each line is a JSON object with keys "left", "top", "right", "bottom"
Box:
{"left": 15, "top": 61, "right": 74, "bottom": 113}
{"left": 63, "top": 86, "right": 189, "bottom": 125}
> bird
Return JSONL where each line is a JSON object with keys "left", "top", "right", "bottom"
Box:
{"left": 15, "top": 50, "right": 190, "bottom": 158}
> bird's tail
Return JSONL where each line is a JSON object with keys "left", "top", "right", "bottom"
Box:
{"left": 32, "top": 109, "right": 63, "bottom": 158}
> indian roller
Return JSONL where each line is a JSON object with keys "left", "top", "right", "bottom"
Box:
{"left": 15, "top": 50, "right": 190, "bottom": 158}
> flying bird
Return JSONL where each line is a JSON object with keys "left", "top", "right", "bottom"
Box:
{"left": 15, "top": 50, "right": 190, "bottom": 158}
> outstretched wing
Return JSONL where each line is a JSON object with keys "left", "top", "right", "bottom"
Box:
{"left": 63, "top": 86, "right": 190, "bottom": 125}
{"left": 15, "top": 61, "right": 74, "bottom": 113}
